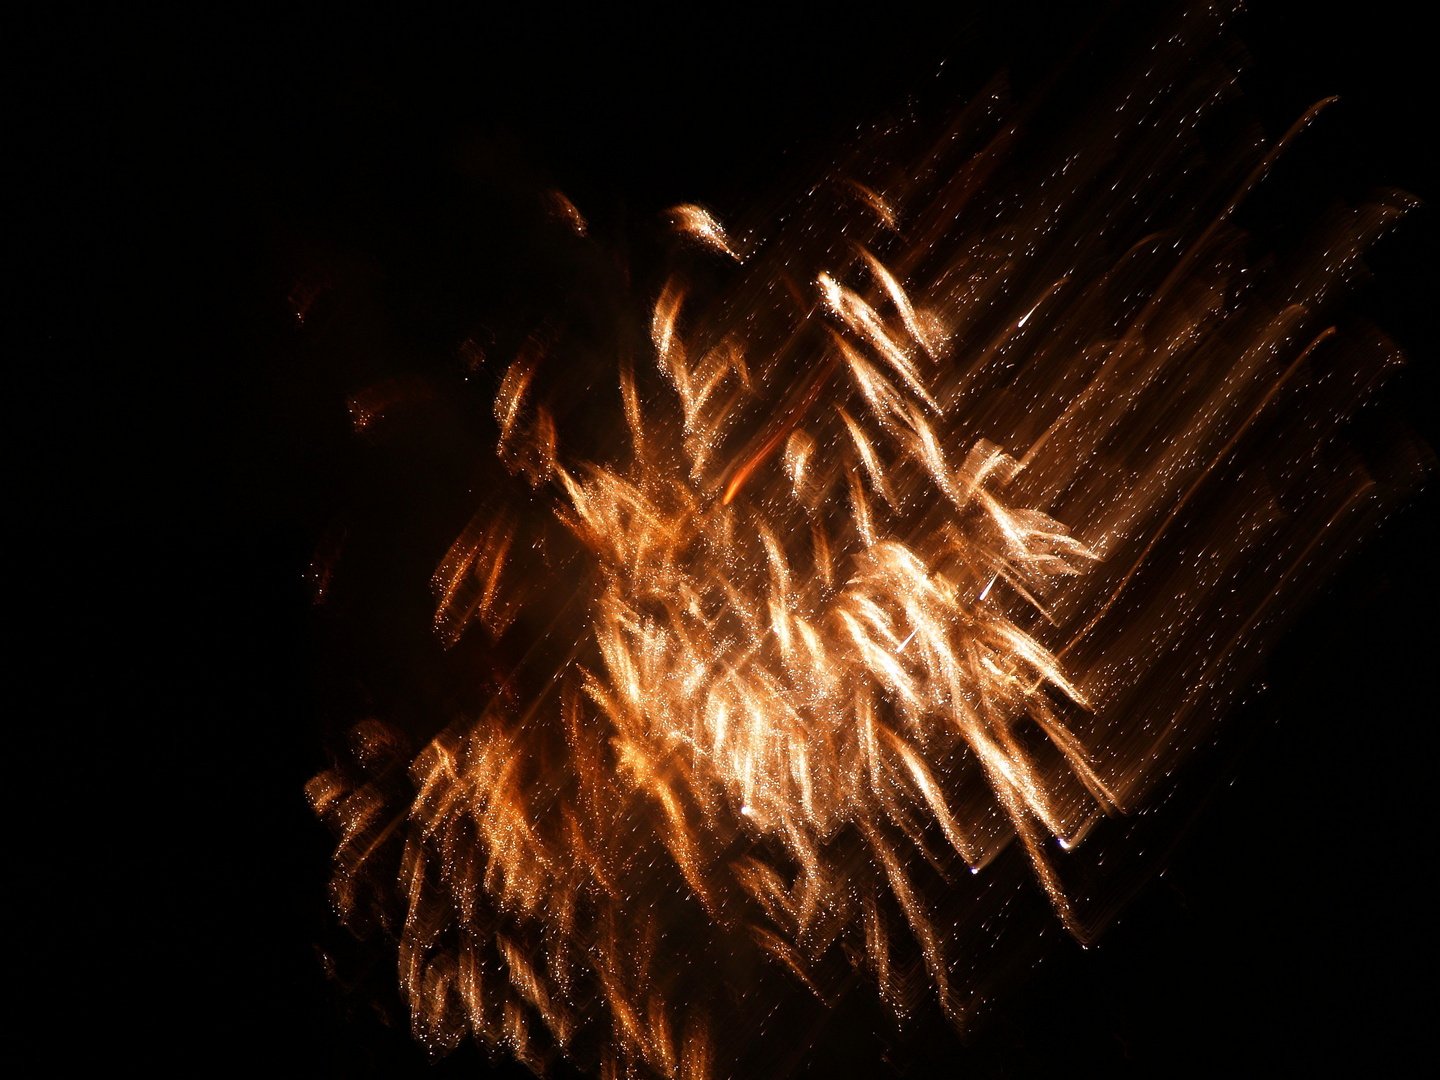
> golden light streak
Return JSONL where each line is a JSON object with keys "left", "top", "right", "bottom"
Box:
{"left": 666, "top": 204, "right": 742, "bottom": 260}
{"left": 845, "top": 179, "right": 899, "bottom": 230}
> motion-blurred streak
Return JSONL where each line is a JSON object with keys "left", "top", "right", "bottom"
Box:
{"left": 309, "top": 5, "right": 1426, "bottom": 1077}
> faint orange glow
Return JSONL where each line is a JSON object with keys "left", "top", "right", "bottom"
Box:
{"left": 667, "top": 203, "right": 741, "bottom": 260}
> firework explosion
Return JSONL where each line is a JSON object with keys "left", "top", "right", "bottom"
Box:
{"left": 303, "top": 5, "right": 1426, "bottom": 1077}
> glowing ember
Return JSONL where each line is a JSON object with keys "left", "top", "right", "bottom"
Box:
{"left": 307, "top": 6, "right": 1424, "bottom": 1077}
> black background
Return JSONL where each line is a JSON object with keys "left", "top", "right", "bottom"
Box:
{"left": 34, "top": 1, "right": 1434, "bottom": 1075}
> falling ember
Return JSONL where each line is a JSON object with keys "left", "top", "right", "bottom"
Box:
{"left": 307, "top": 6, "right": 1426, "bottom": 1078}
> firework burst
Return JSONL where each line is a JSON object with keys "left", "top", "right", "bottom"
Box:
{"left": 304, "top": 4, "right": 1426, "bottom": 1077}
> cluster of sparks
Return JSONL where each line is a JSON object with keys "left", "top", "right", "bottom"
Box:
{"left": 307, "top": 5, "right": 1420, "bottom": 1078}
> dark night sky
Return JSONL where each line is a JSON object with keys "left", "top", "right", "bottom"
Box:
{"left": 38, "top": 2, "right": 1433, "bottom": 1075}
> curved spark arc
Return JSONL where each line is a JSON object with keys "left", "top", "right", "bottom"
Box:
{"left": 308, "top": 6, "right": 1424, "bottom": 1077}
